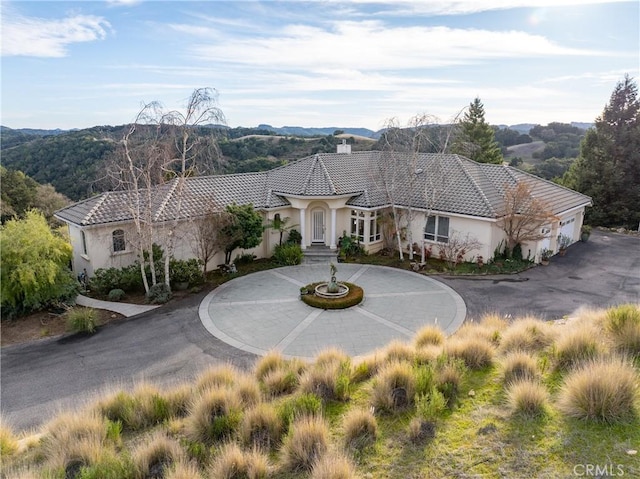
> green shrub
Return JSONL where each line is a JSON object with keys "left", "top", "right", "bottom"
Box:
{"left": 272, "top": 243, "right": 303, "bottom": 266}
{"left": 146, "top": 283, "right": 172, "bottom": 304}
{"left": 279, "top": 393, "right": 323, "bottom": 430}
{"left": 234, "top": 253, "right": 256, "bottom": 265}
{"left": 416, "top": 386, "right": 447, "bottom": 421}
{"left": 300, "top": 283, "right": 364, "bottom": 309}
{"left": 91, "top": 264, "right": 144, "bottom": 295}
{"left": 169, "top": 258, "right": 204, "bottom": 285}
{"left": 66, "top": 308, "right": 99, "bottom": 334}
{"left": 107, "top": 289, "right": 125, "bottom": 301}
{"left": 286, "top": 229, "right": 302, "bottom": 245}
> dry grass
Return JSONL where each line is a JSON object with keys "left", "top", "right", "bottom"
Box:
{"left": 445, "top": 336, "right": 494, "bottom": 370}
{"left": 500, "top": 350, "right": 540, "bottom": 384}
{"left": 133, "top": 431, "right": 185, "bottom": 478}
{"left": 233, "top": 373, "right": 263, "bottom": 407}
{"left": 164, "top": 383, "right": 194, "bottom": 418}
{"left": 207, "top": 442, "right": 270, "bottom": 478}
{"left": 165, "top": 461, "right": 204, "bottom": 479}
{"left": 414, "top": 325, "right": 445, "bottom": 348}
{"left": 370, "top": 361, "right": 416, "bottom": 413}
{"left": 341, "top": 408, "right": 378, "bottom": 450}
{"left": 553, "top": 326, "right": 603, "bottom": 370}
{"left": 0, "top": 419, "right": 19, "bottom": 457}
{"left": 299, "top": 362, "right": 350, "bottom": 402}
{"left": 557, "top": 355, "right": 639, "bottom": 423}
{"left": 350, "top": 355, "right": 382, "bottom": 383}
{"left": 94, "top": 382, "right": 170, "bottom": 431}
{"left": 254, "top": 350, "right": 287, "bottom": 381}
{"left": 381, "top": 340, "right": 415, "bottom": 363}
{"left": 499, "top": 317, "right": 556, "bottom": 353}
{"left": 262, "top": 368, "right": 299, "bottom": 397}
{"left": 314, "top": 347, "right": 350, "bottom": 368}
{"left": 185, "top": 388, "right": 242, "bottom": 444}
{"left": 195, "top": 364, "right": 238, "bottom": 391}
{"left": 506, "top": 379, "right": 550, "bottom": 418}
{"left": 239, "top": 403, "right": 284, "bottom": 449}
{"left": 310, "top": 452, "right": 358, "bottom": 479}
{"left": 434, "top": 357, "right": 466, "bottom": 406}
{"left": 407, "top": 417, "right": 436, "bottom": 443}
{"left": 605, "top": 303, "right": 640, "bottom": 356}
{"left": 281, "top": 415, "right": 330, "bottom": 472}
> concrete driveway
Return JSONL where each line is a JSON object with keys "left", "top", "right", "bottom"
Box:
{"left": 1, "top": 229, "right": 638, "bottom": 432}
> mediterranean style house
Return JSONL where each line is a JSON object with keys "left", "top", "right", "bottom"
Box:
{"left": 55, "top": 146, "right": 591, "bottom": 277}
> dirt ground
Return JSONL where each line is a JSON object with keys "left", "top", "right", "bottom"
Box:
{"left": 1, "top": 307, "right": 127, "bottom": 347}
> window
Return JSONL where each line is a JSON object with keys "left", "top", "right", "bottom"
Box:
{"left": 369, "top": 211, "right": 381, "bottom": 242}
{"left": 350, "top": 209, "right": 365, "bottom": 242}
{"left": 424, "top": 216, "right": 449, "bottom": 243}
{"left": 112, "top": 229, "right": 126, "bottom": 252}
{"left": 81, "top": 230, "right": 88, "bottom": 255}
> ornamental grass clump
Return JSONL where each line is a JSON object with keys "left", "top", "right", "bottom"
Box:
{"left": 310, "top": 452, "right": 358, "bottom": 479}
{"left": 605, "top": 303, "right": 640, "bottom": 356}
{"left": 185, "top": 388, "right": 242, "bottom": 444}
{"left": 314, "top": 347, "right": 350, "bottom": 368}
{"left": 370, "top": 360, "right": 416, "bottom": 413}
{"left": 278, "top": 393, "right": 323, "bottom": 431}
{"left": 445, "top": 336, "right": 494, "bottom": 370}
{"left": 499, "top": 317, "right": 556, "bottom": 354}
{"left": 507, "top": 379, "right": 550, "bottom": 418}
{"left": 207, "top": 442, "right": 271, "bottom": 479}
{"left": 281, "top": 415, "right": 330, "bottom": 472}
{"left": 501, "top": 350, "right": 540, "bottom": 385}
{"left": 299, "top": 361, "right": 351, "bottom": 402}
{"left": 132, "top": 431, "right": 185, "bottom": 479}
{"left": 557, "top": 355, "right": 639, "bottom": 423}
{"left": 66, "top": 307, "right": 99, "bottom": 334}
{"left": 414, "top": 325, "right": 445, "bottom": 348}
{"left": 233, "top": 373, "right": 263, "bottom": 407}
{"left": 382, "top": 340, "right": 415, "bottom": 363}
{"left": 434, "top": 356, "right": 466, "bottom": 407}
{"left": 553, "top": 326, "right": 602, "bottom": 371}
{"left": 0, "top": 419, "right": 19, "bottom": 457}
{"left": 239, "top": 403, "right": 284, "bottom": 450}
{"left": 341, "top": 408, "right": 378, "bottom": 450}
{"left": 195, "top": 364, "right": 238, "bottom": 391}
{"left": 165, "top": 461, "right": 204, "bottom": 479}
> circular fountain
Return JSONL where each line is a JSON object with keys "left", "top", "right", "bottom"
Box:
{"left": 300, "top": 263, "right": 363, "bottom": 309}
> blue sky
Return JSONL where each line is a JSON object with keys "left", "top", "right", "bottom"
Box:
{"left": 1, "top": 0, "right": 638, "bottom": 131}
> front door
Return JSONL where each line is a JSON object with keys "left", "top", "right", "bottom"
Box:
{"left": 312, "top": 209, "right": 325, "bottom": 243}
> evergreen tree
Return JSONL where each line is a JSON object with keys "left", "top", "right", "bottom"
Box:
{"left": 453, "top": 97, "right": 503, "bottom": 164}
{"left": 222, "top": 203, "right": 265, "bottom": 264}
{"left": 565, "top": 75, "right": 640, "bottom": 228}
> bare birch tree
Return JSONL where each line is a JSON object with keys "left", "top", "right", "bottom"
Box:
{"left": 107, "top": 88, "right": 225, "bottom": 292}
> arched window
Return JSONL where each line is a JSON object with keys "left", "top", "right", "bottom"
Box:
{"left": 112, "top": 229, "right": 126, "bottom": 252}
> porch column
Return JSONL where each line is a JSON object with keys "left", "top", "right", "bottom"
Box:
{"left": 330, "top": 208, "right": 337, "bottom": 249}
{"left": 299, "top": 207, "right": 307, "bottom": 250}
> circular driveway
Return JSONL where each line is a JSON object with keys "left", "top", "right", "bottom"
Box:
{"left": 199, "top": 264, "right": 466, "bottom": 359}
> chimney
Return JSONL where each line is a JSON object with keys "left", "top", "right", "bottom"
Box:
{"left": 337, "top": 139, "right": 351, "bottom": 154}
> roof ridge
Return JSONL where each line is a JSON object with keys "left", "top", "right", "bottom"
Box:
{"left": 153, "top": 178, "right": 179, "bottom": 222}
{"left": 316, "top": 155, "right": 337, "bottom": 194}
{"left": 507, "top": 166, "right": 591, "bottom": 201}
{"left": 84, "top": 192, "right": 109, "bottom": 225}
{"left": 301, "top": 154, "right": 320, "bottom": 195}
{"left": 454, "top": 155, "right": 497, "bottom": 217}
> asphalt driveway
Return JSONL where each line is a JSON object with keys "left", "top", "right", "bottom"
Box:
{"left": 1, "top": 230, "right": 638, "bottom": 432}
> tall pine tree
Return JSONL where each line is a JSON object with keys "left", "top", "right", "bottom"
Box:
{"left": 566, "top": 75, "right": 640, "bottom": 228}
{"left": 453, "top": 97, "right": 503, "bottom": 164}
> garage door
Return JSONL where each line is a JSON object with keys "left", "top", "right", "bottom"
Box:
{"left": 559, "top": 217, "right": 576, "bottom": 242}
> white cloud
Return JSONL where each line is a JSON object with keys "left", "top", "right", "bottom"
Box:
{"left": 1, "top": 10, "right": 111, "bottom": 57}
{"left": 341, "top": 0, "right": 636, "bottom": 16}
{"left": 189, "top": 21, "right": 602, "bottom": 71}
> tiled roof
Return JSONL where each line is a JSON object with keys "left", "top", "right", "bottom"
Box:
{"left": 55, "top": 151, "right": 591, "bottom": 227}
